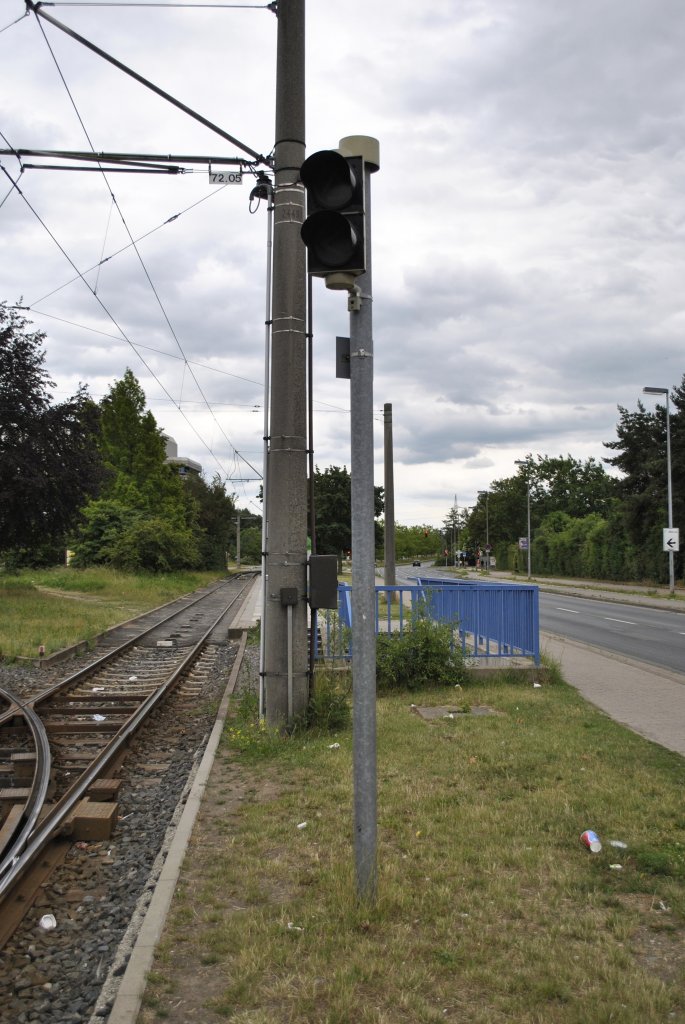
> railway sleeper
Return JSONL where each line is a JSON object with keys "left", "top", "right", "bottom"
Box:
{"left": 0, "top": 803, "right": 24, "bottom": 849}
{"left": 42, "top": 704, "right": 139, "bottom": 716}
{"left": 43, "top": 721, "right": 122, "bottom": 734}
{"left": 11, "top": 752, "right": 37, "bottom": 780}
{"left": 62, "top": 798, "right": 118, "bottom": 841}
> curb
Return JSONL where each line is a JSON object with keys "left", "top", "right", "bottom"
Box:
{"left": 102, "top": 631, "right": 248, "bottom": 1024}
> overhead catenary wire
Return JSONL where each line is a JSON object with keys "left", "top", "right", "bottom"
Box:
{"left": 0, "top": 160, "right": 248, "bottom": 484}
{"left": 30, "top": 18, "right": 262, "bottom": 482}
{"left": 27, "top": 185, "right": 232, "bottom": 307}
{"left": 34, "top": 2, "right": 276, "bottom": 7}
{"left": 25, "top": 1, "right": 271, "bottom": 166}
{"left": 0, "top": 10, "right": 29, "bottom": 34}
{"left": 20, "top": 310, "right": 267, "bottom": 391}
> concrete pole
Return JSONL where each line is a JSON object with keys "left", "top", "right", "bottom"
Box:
{"left": 263, "top": 0, "right": 308, "bottom": 727}
{"left": 342, "top": 135, "right": 380, "bottom": 903}
{"left": 383, "top": 403, "right": 396, "bottom": 591}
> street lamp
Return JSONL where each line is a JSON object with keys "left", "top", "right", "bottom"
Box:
{"left": 514, "top": 460, "right": 532, "bottom": 579}
{"left": 643, "top": 386, "right": 675, "bottom": 595}
{"left": 477, "top": 490, "right": 490, "bottom": 573}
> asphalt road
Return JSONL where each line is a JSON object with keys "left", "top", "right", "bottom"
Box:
{"left": 539, "top": 591, "right": 685, "bottom": 674}
{"left": 393, "top": 565, "right": 685, "bottom": 674}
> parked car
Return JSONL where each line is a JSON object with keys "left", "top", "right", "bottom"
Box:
{"left": 412, "top": 560, "right": 421, "bottom": 566}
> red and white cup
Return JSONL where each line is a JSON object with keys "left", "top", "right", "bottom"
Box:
{"left": 580, "top": 830, "right": 602, "bottom": 853}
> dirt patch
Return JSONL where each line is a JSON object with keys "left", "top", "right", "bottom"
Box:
{"left": 615, "top": 893, "right": 685, "bottom": 988}
{"left": 138, "top": 755, "right": 284, "bottom": 1024}
{"left": 35, "top": 586, "right": 105, "bottom": 603}
{"left": 410, "top": 703, "right": 502, "bottom": 720}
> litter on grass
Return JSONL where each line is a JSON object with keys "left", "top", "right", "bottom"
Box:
{"left": 580, "top": 830, "right": 602, "bottom": 853}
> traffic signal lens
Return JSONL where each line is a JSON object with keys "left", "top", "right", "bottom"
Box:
{"left": 301, "top": 211, "right": 359, "bottom": 269}
{"left": 301, "top": 151, "right": 357, "bottom": 211}
{"left": 300, "top": 149, "right": 366, "bottom": 278}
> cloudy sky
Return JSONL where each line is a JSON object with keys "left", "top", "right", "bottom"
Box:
{"left": 1, "top": 0, "right": 683, "bottom": 526}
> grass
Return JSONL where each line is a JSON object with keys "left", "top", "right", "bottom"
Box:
{"left": 0, "top": 565, "right": 224, "bottom": 659}
{"left": 141, "top": 662, "right": 685, "bottom": 1023}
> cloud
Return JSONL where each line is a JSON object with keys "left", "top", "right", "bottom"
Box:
{"left": 1, "top": 0, "right": 684, "bottom": 525}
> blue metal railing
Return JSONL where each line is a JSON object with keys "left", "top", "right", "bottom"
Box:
{"left": 316, "top": 577, "right": 539, "bottom": 664}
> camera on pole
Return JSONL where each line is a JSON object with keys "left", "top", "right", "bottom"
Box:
{"left": 300, "top": 150, "right": 365, "bottom": 286}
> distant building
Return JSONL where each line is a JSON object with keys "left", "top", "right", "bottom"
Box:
{"left": 164, "top": 435, "right": 202, "bottom": 478}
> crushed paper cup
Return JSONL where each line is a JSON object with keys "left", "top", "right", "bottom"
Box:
{"left": 39, "top": 914, "right": 57, "bottom": 931}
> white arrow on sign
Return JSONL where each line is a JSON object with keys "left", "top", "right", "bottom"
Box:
{"left": 663, "top": 528, "right": 680, "bottom": 552}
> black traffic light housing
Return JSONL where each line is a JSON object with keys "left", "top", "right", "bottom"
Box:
{"left": 300, "top": 150, "right": 365, "bottom": 278}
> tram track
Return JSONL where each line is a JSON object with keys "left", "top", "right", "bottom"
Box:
{"left": 0, "top": 573, "right": 256, "bottom": 1022}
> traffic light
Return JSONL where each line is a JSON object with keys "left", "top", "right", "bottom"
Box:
{"left": 300, "top": 150, "right": 365, "bottom": 280}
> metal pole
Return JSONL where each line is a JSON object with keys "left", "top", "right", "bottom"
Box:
{"left": 236, "top": 514, "right": 241, "bottom": 571}
{"left": 258, "top": 184, "right": 274, "bottom": 719}
{"left": 264, "top": 0, "right": 308, "bottom": 727}
{"left": 383, "top": 403, "right": 396, "bottom": 591}
{"left": 642, "top": 387, "right": 675, "bottom": 594}
{"left": 345, "top": 136, "right": 379, "bottom": 903}
{"left": 526, "top": 480, "right": 531, "bottom": 579}
{"left": 453, "top": 494, "right": 457, "bottom": 566}
{"left": 665, "top": 392, "right": 675, "bottom": 595}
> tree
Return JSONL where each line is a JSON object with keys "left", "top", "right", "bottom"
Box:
{"left": 604, "top": 380, "right": 684, "bottom": 581}
{"left": 312, "top": 465, "right": 384, "bottom": 564}
{"left": 0, "top": 302, "right": 103, "bottom": 560}
{"left": 393, "top": 524, "right": 443, "bottom": 561}
{"left": 74, "top": 369, "right": 201, "bottom": 571}
{"left": 442, "top": 503, "right": 470, "bottom": 562}
{"left": 184, "top": 473, "right": 241, "bottom": 570}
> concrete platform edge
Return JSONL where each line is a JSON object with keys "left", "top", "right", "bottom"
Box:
{"left": 104, "top": 631, "right": 248, "bottom": 1024}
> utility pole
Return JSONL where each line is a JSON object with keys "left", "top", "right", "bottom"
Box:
{"left": 263, "top": 0, "right": 308, "bottom": 727}
{"left": 383, "top": 403, "right": 396, "bottom": 591}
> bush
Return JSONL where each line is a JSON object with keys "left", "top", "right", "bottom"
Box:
{"left": 376, "top": 617, "right": 465, "bottom": 693}
{"left": 304, "top": 668, "right": 351, "bottom": 731}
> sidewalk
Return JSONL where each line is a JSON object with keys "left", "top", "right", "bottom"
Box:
{"left": 480, "top": 567, "right": 685, "bottom": 613}
{"left": 541, "top": 631, "right": 685, "bottom": 757}
{"left": 453, "top": 566, "right": 685, "bottom": 757}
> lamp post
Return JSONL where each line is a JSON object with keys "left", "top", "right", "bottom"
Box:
{"left": 452, "top": 494, "right": 458, "bottom": 566}
{"left": 477, "top": 490, "right": 490, "bottom": 572}
{"left": 514, "top": 460, "right": 532, "bottom": 579}
{"left": 643, "top": 386, "right": 675, "bottom": 595}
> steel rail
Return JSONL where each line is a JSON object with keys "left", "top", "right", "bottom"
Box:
{"left": 0, "top": 577, "right": 239, "bottom": 728}
{"left": 0, "top": 688, "right": 52, "bottom": 872}
{"left": 0, "top": 577, "right": 250, "bottom": 902}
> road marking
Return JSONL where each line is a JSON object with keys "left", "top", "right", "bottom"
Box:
{"left": 604, "top": 617, "right": 636, "bottom": 625}
{"left": 556, "top": 607, "right": 580, "bottom": 614}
